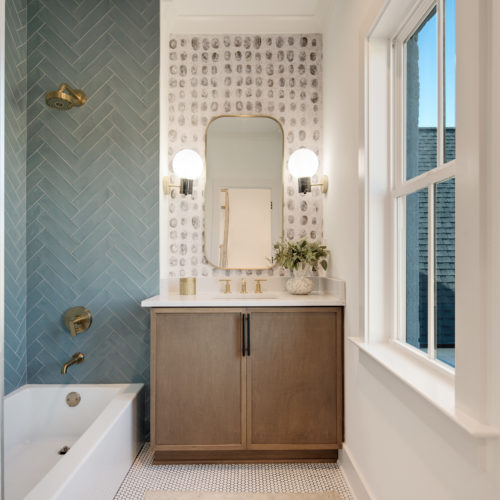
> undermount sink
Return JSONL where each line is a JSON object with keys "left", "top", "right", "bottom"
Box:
{"left": 211, "top": 293, "right": 279, "bottom": 300}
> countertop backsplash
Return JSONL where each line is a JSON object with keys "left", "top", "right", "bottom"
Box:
{"left": 167, "top": 33, "right": 323, "bottom": 278}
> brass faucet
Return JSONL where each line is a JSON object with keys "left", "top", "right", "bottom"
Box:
{"left": 61, "top": 352, "right": 84, "bottom": 375}
{"left": 219, "top": 279, "right": 231, "bottom": 294}
{"left": 254, "top": 279, "right": 267, "bottom": 294}
{"left": 240, "top": 278, "right": 247, "bottom": 294}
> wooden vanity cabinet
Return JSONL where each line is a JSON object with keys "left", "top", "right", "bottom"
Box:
{"left": 150, "top": 307, "right": 343, "bottom": 464}
{"left": 151, "top": 309, "right": 245, "bottom": 451}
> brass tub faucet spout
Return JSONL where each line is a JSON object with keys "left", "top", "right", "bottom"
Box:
{"left": 61, "top": 352, "right": 84, "bottom": 375}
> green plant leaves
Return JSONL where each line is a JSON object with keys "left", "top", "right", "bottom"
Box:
{"left": 272, "top": 238, "right": 330, "bottom": 272}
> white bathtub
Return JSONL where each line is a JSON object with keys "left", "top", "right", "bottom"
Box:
{"left": 4, "top": 383, "right": 144, "bottom": 500}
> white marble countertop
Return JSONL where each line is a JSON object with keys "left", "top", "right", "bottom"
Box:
{"left": 141, "top": 277, "right": 345, "bottom": 308}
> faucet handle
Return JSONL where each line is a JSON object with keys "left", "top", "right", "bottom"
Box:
{"left": 219, "top": 279, "right": 232, "bottom": 294}
{"left": 254, "top": 279, "right": 267, "bottom": 294}
{"left": 64, "top": 307, "right": 92, "bottom": 337}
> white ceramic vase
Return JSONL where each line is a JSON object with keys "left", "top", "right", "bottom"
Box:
{"left": 286, "top": 265, "right": 313, "bottom": 295}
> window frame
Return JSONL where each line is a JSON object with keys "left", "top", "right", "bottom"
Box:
{"left": 391, "top": 0, "right": 456, "bottom": 368}
{"left": 364, "top": 0, "right": 498, "bottom": 434}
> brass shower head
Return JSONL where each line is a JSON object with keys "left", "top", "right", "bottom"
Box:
{"left": 45, "top": 83, "right": 86, "bottom": 110}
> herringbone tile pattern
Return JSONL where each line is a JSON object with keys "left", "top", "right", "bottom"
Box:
{"left": 26, "top": 0, "right": 159, "bottom": 386}
{"left": 5, "top": 0, "right": 28, "bottom": 394}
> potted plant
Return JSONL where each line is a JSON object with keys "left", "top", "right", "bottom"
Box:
{"left": 272, "top": 238, "right": 330, "bottom": 294}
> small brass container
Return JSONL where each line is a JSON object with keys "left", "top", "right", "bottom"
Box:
{"left": 179, "top": 277, "right": 196, "bottom": 295}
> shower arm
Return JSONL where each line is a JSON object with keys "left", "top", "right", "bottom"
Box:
{"left": 58, "top": 83, "right": 85, "bottom": 104}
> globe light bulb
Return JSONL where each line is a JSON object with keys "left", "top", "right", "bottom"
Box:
{"left": 288, "top": 148, "right": 319, "bottom": 178}
{"left": 172, "top": 149, "right": 204, "bottom": 180}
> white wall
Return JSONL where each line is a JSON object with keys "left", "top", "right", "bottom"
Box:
{"left": 322, "top": 0, "right": 500, "bottom": 499}
{"left": 484, "top": 0, "right": 500, "bottom": 490}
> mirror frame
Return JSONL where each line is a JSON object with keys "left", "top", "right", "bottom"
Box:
{"left": 203, "top": 114, "right": 285, "bottom": 270}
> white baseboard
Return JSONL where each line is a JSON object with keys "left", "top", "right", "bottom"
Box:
{"left": 338, "top": 445, "right": 375, "bottom": 500}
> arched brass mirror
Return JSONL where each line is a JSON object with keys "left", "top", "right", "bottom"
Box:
{"left": 204, "top": 115, "right": 284, "bottom": 269}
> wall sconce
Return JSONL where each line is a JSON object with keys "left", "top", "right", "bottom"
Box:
{"left": 288, "top": 148, "right": 328, "bottom": 194}
{"left": 163, "top": 149, "right": 203, "bottom": 196}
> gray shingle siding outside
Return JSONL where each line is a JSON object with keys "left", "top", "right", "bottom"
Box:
{"left": 407, "top": 127, "right": 455, "bottom": 348}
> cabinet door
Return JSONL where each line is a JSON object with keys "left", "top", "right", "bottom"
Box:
{"left": 246, "top": 307, "right": 342, "bottom": 449}
{"left": 152, "top": 309, "right": 246, "bottom": 450}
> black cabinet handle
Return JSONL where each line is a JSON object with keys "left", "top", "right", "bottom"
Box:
{"left": 246, "top": 313, "right": 251, "bottom": 356}
{"left": 242, "top": 313, "right": 246, "bottom": 357}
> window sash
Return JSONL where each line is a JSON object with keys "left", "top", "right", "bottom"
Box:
{"left": 392, "top": 0, "right": 455, "bottom": 366}
{"left": 393, "top": 0, "right": 455, "bottom": 192}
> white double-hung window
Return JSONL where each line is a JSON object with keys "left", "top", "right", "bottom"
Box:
{"left": 393, "top": 0, "right": 456, "bottom": 367}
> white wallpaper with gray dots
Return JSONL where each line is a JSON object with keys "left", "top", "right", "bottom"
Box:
{"left": 167, "top": 34, "right": 323, "bottom": 279}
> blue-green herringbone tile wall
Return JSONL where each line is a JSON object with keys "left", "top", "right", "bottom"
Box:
{"left": 5, "top": 0, "right": 28, "bottom": 394}
{"left": 26, "top": 0, "right": 159, "bottom": 386}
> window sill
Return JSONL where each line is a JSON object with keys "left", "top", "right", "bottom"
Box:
{"left": 349, "top": 337, "right": 500, "bottom": 438}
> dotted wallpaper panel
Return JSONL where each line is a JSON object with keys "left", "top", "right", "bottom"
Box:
{"left": 167, "top": 34, "right": 323, "bottom": 278}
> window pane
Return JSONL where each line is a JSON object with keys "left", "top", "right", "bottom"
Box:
{"left": 444, "top": 0, "right": 456, "bottom": 162}
{"left": 406, "top": 8, "right": 438, "bottom": 180}
{"left": 405, "top": 189, "right": 428, "bottom": 353}
{"left": 436, "top": 178, "right": 455, "bottom": 367}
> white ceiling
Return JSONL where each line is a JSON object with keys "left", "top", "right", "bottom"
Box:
{"left": 165, "top": 0, "right": 334, "bottom": 34}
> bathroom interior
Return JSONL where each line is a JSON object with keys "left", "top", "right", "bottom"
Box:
{"left": 2, "top": 0, "right": 500, "bottom": 499}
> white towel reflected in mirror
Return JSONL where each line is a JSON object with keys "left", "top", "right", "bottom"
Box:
{"left": 219, "top": 188, "right": 272, "bottom": 269}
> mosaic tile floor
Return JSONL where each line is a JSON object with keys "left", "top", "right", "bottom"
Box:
{"left": 115, "top": 444, "right": 354, "bottom": 500}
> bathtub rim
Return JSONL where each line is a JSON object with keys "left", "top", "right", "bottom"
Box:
{"left": 4, "top": 382, "right": 140, "bottom": 400}
{"left": 5, "top": 382, "right": 144, "bottom": 500}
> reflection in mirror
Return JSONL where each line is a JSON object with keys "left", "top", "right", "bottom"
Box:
{"left": 205, "top": 116, "right": 283, "bottom": 269}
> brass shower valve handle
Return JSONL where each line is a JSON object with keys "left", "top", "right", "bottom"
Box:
{"left": 219, "top": 279, "right": 232, "bottom": 294}
{"left": 254, "top": 279, "right": 267, "bottom": 294}
{"left": 70, "top": 316, "right": 85, "bottom": 336}
{"left": 64, "top": 307, "right": 92, "bottom": 337}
